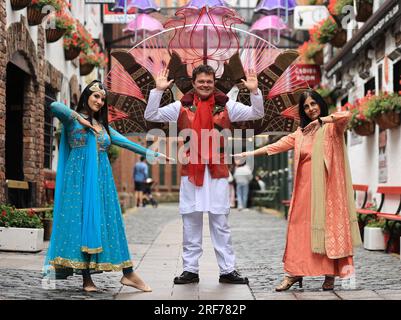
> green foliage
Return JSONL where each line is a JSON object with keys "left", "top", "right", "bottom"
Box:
{"left": 107, "top": 145, "right": 120, "bottom": 164}
{"left": 365, "top": 93, "right": 401, "bottom": 119}
{"left": 318, "top": 18, "right": 338, "bottom": 43}
{"left": 0, "top": 205, "right": 43, "bottom": 229}
{"left": 366, "top": 219, "right": 385, "bottom": 228}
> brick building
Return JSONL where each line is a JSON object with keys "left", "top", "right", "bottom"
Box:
{"left": 0, "top": 1, "right": 104, "bottom": 207}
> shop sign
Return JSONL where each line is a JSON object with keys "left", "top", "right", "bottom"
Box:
{"left": 102, "top": 4, "right": 136, "bottom": 23}
{"left": 292, "top": 64, "right": 321, "bottom": 87}
{"left": 85, "top": 0, "right": 115, "bottom": 3}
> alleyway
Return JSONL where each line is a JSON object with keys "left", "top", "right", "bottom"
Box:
{"left": 1, "top": 204, "right": 401, "bottom": 300}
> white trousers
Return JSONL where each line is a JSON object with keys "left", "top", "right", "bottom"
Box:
{"left": 182, "top": 212, "right": 236, "bottom": 275}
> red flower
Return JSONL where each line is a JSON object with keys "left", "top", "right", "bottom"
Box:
{"left": 1, "top": 210, "right": 6, "bottom": 217}
{"left": 28, "top": 208, "right": 35, "bottom": 217}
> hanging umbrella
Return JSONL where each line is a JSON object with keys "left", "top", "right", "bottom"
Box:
{"left": 254, "top": 0, "right": 296, "bottom": 23}
{"left": 185, "top": 0, "right": 229, "bottom": 8}
{"left": 113, "top": 0, "right": 160, "bottom": 13}
{"left": 250, "top": 15, "right": 288, "bottom": 45}
{"left": 123, "top": 13, "right": 164, "bottom": 44}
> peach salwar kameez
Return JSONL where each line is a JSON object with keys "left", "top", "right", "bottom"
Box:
{"left": 266, "top": 112, "right": 357, "bottom": 278}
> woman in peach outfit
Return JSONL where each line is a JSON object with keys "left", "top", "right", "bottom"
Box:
{"left": 235, "top": 90, "right": 361, "bottom": 291}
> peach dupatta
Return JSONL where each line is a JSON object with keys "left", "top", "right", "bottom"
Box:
{"left": 311, "top": 120, "right": 362, "bottom": 258}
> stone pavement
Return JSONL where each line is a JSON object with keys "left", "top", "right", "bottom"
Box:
{"left": 1, "top": 203, "right": 401, "bottom": 300}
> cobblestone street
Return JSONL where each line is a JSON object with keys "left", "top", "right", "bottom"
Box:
{"left": 1, "top": 204, "right": 401, "bottom": 300}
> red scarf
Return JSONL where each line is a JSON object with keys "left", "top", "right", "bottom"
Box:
{"left": 188, "top": 94, "right": 217, "bottom": 187}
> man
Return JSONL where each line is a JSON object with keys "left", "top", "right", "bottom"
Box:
{"left": 133, "top": 156, "right": 148, "bottom": 207}
{"left": 144, "top": 65, "right": 263, "bottom": 284}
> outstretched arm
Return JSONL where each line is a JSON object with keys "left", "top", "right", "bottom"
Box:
{"left": 233, "top": 132, "right": 296, "bottom": 159}
{"left": 109, "top": 127, "right": 158, "bottom": 157}
{"left": 49, "top": 102, "right": 100, "bottom": 133}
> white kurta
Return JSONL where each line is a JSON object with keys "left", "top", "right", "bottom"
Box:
{"left": 145, "top": 88, "right": 264, "bottom": 215}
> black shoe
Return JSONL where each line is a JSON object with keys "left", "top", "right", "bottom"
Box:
{"left": 174, "top": 271, "right": 199, "bottom": 284}
{"left": 219, "top": 270, "right": 249, "bottom": 284}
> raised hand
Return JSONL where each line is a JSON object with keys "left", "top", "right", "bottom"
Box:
{"left": 241, "top": 69, "right": 258, "bottom": 94}
{"left": 157, "top": 152, "right": 176, "bottom": 162}
{"left": 77, "top": 116, "right": 101, "bottom": 134}
{"left": 302, "top": 119, "right": 320, "bottom": 135}
{"left": 232, "top": 152, "right": 249, "bottom": 160}
{"left": 155, "top": 68, "right": 174, "bottom": 91}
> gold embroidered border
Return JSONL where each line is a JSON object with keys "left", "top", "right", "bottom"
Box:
{"left": 81, "top": 246, "right": 103, "bottom": 254}
{"left": 50, "top": 257, "right": 133, "bottom": 271}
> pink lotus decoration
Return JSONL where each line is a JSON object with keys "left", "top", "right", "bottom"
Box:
{"left": 165, "top": 6, "right": 244, "bottom": 65}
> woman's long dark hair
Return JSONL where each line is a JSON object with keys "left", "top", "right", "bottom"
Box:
{"left": 298, "top": 90, "right": 329, "bottom": 128}
{"left": 76, "top": 80, "right": 110, "bottom": 135}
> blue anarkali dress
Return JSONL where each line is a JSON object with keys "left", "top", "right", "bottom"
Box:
{"left": 44, "top": 102, "right": 157, "bottom": 275}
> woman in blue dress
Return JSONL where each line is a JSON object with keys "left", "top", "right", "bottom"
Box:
{"left": 44, "top": 80, "right": 167, "bottom": 292}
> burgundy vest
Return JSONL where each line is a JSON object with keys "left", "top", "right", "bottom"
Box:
{"left": 178, "top": 93, "right": 232, "bottom": 179}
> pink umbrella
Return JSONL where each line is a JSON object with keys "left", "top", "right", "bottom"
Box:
{"left": 123, "top": 13, "right": 164, "bottom": 33}
{"left": 123, "top": 13, "right": 164, "bottom": 43}
{"left": 249, "top": 15, "right": 288, "bottom": 44}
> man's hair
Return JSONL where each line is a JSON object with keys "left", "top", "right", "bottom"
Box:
{"left": 140, "top": 156, "right": 145, "bottom": 161}
{"left": 192, "top": 65, "right": 215, "bottom": 82}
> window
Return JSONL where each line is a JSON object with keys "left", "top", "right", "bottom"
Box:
{"left": 393, "top": 59, "right": 401, "bottom": 94}
{"left": 364, "top": 77, "right": 375, "bottom": 95}
{"left": 378, "top": 64, "right": 383, "bottom": 93}
{"left": 44, "top": 87, "right": 56, "bottom": 169}
{"left": 159, "top": 164, "right": 165, "bottom": 186}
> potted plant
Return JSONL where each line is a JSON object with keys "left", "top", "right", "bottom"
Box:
{"left": 79, "top": 45, "right": 108, "bottom": 76}
{"left": 355, "top": 0, "right": 373, "bottom": 22}
{"left": 363, "top": 219, "right": 386, "bottom": 251}
{"left": 298, "top": 41, "right": 324, "bottom": 65}
{"left": 0, "top": 205, "right": 44, "bottom": 252}
{"left": 10, "top": 0, "right": 31, "bottom": 11}
{"left": 63, "top": 21, "right": 93, "bottom": 61}
{"left": 27, "top": 0, "right": 64, "bottom": 26}
{"left": 365, "top": 93, "right": 401, "bottom": 130}
{"left": 46, "top": 10, "right": 74, "bottom": 43}
{"left": 328, "top": 0, "right": 354, "bottom": 18}
{"left": 347, "top": 93, "right": 376, "bottom": 136}
{"left": 310, "top": 16, "right": 346, "bottom": 48}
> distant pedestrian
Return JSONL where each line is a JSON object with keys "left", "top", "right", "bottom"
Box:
{"left": 133, "top": 156, "right": 149, "bottom": 207}
{"left": 233, "top": 162, "right": 253, "bottom": 211}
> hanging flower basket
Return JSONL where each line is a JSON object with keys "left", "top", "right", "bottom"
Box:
{"left": 313, "top": 49, "right": 324, "bottom": 65}
{"left": 353, "top": 119, "right": 375, "bottom": 136}
{"left": 27, "top": 5, "right": 49, "bottom": 26}
{"left": 356, "top": 1, "right": 373, "bottom": 22}
{"left": 374, "top": 110, "right": 401, "bottom": 130}
{"left": 64, "top": 46, "right": 81, "bottom": 60}
{"left": 330, "top": 29, "right": 347, "bottom": 48}
{"left": 10, "top": 0, "right": 31, "bottom": 10}
{"left": 46, "top": 27, "right": 66, "bottom": 43}
{"left": 80, "top": 62, "right": 95, "bottom": 76}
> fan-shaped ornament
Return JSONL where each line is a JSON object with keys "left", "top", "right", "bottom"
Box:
{"left": 106, "top": 5, "right": 308, "bottom": 136}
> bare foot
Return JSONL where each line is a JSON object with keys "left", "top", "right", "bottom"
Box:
{"left": 120, "top": 272, "right": 152, "bottom": 292}
{"left": 83, "top": 279, "right": 98, "bottom": 292}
